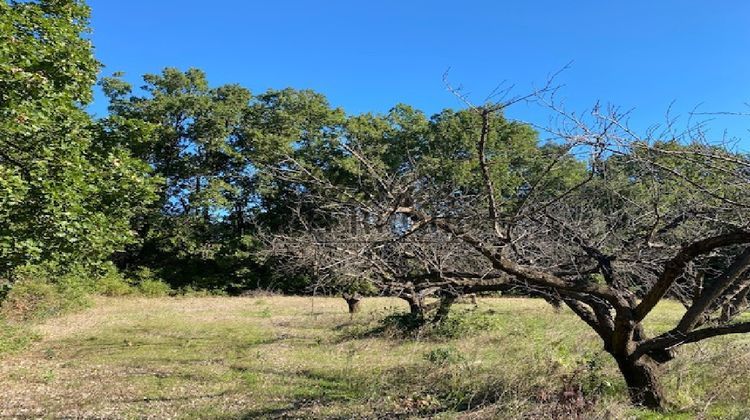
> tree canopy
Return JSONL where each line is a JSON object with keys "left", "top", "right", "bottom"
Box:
{"left": 0, "top": 0, "right": 156, "bottom": 275}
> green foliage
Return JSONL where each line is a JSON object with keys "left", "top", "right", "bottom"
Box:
{"left": 137, "top": 279, "right": 172, "bottom": 297}
{"left": 377, "top": 312, "right": 425, "bottom": 335}
{"left": 99, "top": 68, "right": 355, "bottom": 292}
{"left": 55, "top": 273, "right": 94, "bottom": 307}
{"left": 101, "top": 69, "right": 263, "bottom": 291}
{"left": 577, "top": 351, "right": 618, "bottom": 397}
{"left": 0, "top": 267, "right": 92, "bottom": 321}
{"left": 338, "top": 106, "right": 586, "bottom": 212}
{"left": 430, "top": 308, "right": 505, "bottom": 339}
{"left": 424, "top": 346, "right": 465, "bottom": 365}
{"left": 95, "top": 274, "right": 135, "bottom": 297}
{"left": 0, "top": 319, "right": 39, "bottom": 355}
{"left": 376, "top": 307, "right": 504, "bottom": 339}
{"left": 119, "top": 266, "right": 171, "bottom": 297}
{"left": 3, "top": 1, "right": 739, "bottom": 307}
{"left": 1, "top": 277, "right": 57, "bottom": 321}
{"left": 0, "top": 0, "right": 157, "bottom": 277}
{"left": 93, "top": 59, "right": 587, "bottom": 296}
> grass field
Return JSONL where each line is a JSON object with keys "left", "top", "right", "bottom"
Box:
{"left": 2, "top": 296, "right": 750, "bottom": 419}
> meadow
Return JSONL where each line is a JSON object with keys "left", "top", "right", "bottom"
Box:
{"left": 2, "top": 296, "right": 750, "bottom": 419}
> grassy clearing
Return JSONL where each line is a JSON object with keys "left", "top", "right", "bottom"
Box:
{"left": 1, "top": 297, "right": 750, "bottom": 418}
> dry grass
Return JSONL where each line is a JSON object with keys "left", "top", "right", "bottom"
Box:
{"left": 1, "top": 296, "right": 750, "bottom": 419}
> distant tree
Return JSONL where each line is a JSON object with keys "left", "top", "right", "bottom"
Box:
{"left": 100, "top": 68, "right": 256, "bottom": 288}
{"left": 0, "top": 0, "right": 156, "bottom": 276}
{"left": 101, "top": 70, "right": 348, "bottom": 291}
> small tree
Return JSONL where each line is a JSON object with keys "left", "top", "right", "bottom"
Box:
{"left": 266, "top": 219, "right": 516, "bottom": 323}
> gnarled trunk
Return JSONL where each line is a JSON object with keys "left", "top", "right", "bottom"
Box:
{"left": 615, "top": 356, "right": 666, "bottom": 410}
{"left": 405, "top": 294, "right": 425, "bottom": 318}
{"left": 720, "top": 287, "right": 750, "bottom": 323}
{"left": 342, "top": 293, "right": 362, "bottom": 314}
{"left": 432, "top": 295, "right": 456, "bottom": 324}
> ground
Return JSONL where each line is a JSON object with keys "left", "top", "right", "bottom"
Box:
{"left": 1, "top": 296, "right": 750, "bottom": 419}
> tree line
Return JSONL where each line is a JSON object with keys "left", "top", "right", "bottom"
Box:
{"left": 3, "top": 0, "right": 750, "bottom": 410}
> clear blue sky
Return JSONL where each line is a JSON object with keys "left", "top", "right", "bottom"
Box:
{"left": 87, "top": 1, "right": 750, "bottom": 148}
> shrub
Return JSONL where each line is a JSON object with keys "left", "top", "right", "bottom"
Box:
{"left": 0, "top": 277, "right": 91, "bottom": 321}
{"left": 0, "top": 263, "right": 102, "bottom": 321}
{"left": 124, "top": 266, "right": 173, "bottom": 297}
{"left": 376, "top": 307, "right": 503, "bottom": 339}
{"left": 424, "top": 346, "right": 465, "bottom": 365}
{"left": 93, "top": 265, "right": 135, "bottom": 297}
{"left": 130, "top": 266, "right": 158, "bottom": 283}
{"left": 96, "top": 275, "right": 135, "bottom": 297}
{"left": 431, "top": 308, "right": 503, "bottom": 339}
{"left": 1, "top": 277, "right": 58, "bottom": 321}
{"left": 0, "top": 278, "right": 10, "bottom": 302}
{"left": 138, "top": 279, "right": 172, "bottom": 297}
{"left": 55, "top": 273, "right": 95, "bottom": 309}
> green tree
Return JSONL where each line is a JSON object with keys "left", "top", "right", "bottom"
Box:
{"left": 100, "top": 68, "right": 254, "bottom": 288}
{"left": 0, "top": 0, "right": 156, "bottom": 277}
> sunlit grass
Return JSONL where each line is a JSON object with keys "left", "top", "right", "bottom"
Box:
{"left": 1, "top": 296, "right": 750, "bottom": 418}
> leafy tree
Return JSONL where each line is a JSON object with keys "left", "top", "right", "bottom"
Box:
{"left": 242, "top": 88, "right": 347, "bottom": 231}
{"left": 0, "top": 0, "right": 156, "bottom": 277}
{"left": 101, "top": 69, "right": 349, "bottom": 291}
{"left": 100, "top": 68, "right": 254, "bottom": 288}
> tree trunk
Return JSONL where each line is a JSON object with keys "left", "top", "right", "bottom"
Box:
{"left": 721, "top": 287, "right": 750, "bottom": 323}
{"left": 616, "top": 356, "right": 666, "bottom": 410}
{"left": 404, "top": 294, "right": 425, "bottom": 318}
{"left": 342, "top": 293, "right": 362, "bottom": 314}
{"left": 432, "top": 295, "right": 456, "bottom": 324}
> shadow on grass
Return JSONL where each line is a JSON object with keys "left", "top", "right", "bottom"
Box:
{"left": 54, "top": 333, "right": 287, "bottom": 361}
{"left": 123, "top": 390, "right": 230, "bottom": 404}
{"left": 238, "top": 398, "right": 344, "bottom": 420}
{"left": 237, "top": 370, "right": 363, "bottom": 419}
{"left": 332, "top": 308, "right": 506, "bottom": 344}
{"left": 330, "top": 311, "right": 428, "bottom": 344}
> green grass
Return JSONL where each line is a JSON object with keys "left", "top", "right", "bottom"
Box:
{"left": 0, "top": 320, "right": 40, "bottom": 356}
{"left": 1, "top": 296, "right": 750, "bottom": 418}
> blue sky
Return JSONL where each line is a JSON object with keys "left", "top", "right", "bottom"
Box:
{"left": 87, "top": 1, "right": 750, "bottom": 149}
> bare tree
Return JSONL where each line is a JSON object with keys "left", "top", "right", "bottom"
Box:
{"left": 263, "top": 82, "right": 750, "bottom": 409}
{"left": 264, "top": 213, "right": 516, "bottom": 324}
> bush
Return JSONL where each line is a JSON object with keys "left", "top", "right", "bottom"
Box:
{"left": 55, "top": 273, "right": 95, "bottom": 308}
{"left": 0, "top": 279, "right": 10, "bottom": 302}
{"left": 96, "top": 275, "right": 135, "bottom": 297}
{"left": 91, "top": 264, "right": 135, "bottom": 297}
{"left": 431, "top": 308, "right": 503, "bottom": 339}
{"left": 1, "top": 277, "right": 59, "bottom": 321}
{"left": 138, "top": 279, "right": 172, "bottom": 297}
{"left": 381, "top": 312, "right": 424, "bottom": 332}
{"left": 124, "top": 266, "right": 173, "bottom": 297}
{"left": 424, "top": 346, "right": 465, "bottom": 365}
{"left": 0, "top": 264, "right": 99, "bottom": 321}
{"left": 0, "top": 277, "right": 90, "bottom": 321}
{"left": 376, "top": 307, "right": 503, "bottom": 339}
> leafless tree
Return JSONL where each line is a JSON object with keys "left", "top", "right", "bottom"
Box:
{"left": 263, "top": 211, "right": 518, "bottom": 324}
{"left": 263, "top": 82, "right": 750, "bottom": 409}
